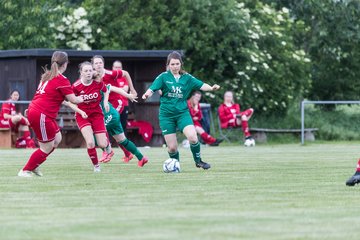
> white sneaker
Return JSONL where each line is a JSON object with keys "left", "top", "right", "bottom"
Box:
{"left": 94, "top": 164, "right": 101, "bottom": 173}
{"left": 18, "top": 169, "right": 33, "bottom": 177}
{"left": 32, "top": 167, "right": 43, "bottom": 177}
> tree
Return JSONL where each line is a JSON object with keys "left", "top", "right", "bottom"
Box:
{"left": 83, "top": 0, "right": 311, "bottom": 114}
{"left": 0, "top": 0, "right": 60, "bottom": 49}
{"left": 264, "top": 0, "right": 360, "bottom": 104}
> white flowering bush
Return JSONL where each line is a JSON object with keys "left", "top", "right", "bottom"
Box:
{"left": 83, "top": 0, "right": 311, "bottom": 114}
{"left": 203, "top": 1, "right": 311, "bottom": 114}
{"left": 51, "top": 7, "right": 95, "bottom": 50}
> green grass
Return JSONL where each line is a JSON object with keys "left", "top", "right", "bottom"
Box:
{"left": 1, "top": 143, "right": 360, "bottom": 240}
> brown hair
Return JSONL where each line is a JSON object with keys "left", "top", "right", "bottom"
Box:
{"left": 113, "top": 60, "right": 122, "bottom": 67}
{"left": 91, "top": 55, "right": 104, "bottom": 65}
{"left": 79, "top": 61, "right": 93, "bottom": 73}
{"left": 40, "top": 51, "right": 68, "bottom": 82}
{"left": 166, "top": 51, "right": 186, "bottom": 74}
{"left": 189, "top": 90, "right": 202, "bottom": 107}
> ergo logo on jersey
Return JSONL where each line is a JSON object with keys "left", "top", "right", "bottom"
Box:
{"left": 80, "top": 92, "right": 99, "bottom": 101}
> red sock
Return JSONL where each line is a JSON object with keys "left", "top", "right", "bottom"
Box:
{"left": 22, "top": 130, "right": 32, "bottom": 147}
{"left": 356, "top": 159, "right": 360, "bottom": 172}
{"left": 87, "top": 147, "right": 98, "bottom": 166}
{"left": 120, "top": 144, "right": 131, "bottom": 157}
{"left": 200, "top": 132, "right": 216, "bottom": 144}
{"left": 241, "top": 120, "right": 251, "bottom": 137}
{"left": 23, "top": 148, "right": 54, "bottom": 171}
{"left": 19, "top": 117, "right": 28, "bottom": 126}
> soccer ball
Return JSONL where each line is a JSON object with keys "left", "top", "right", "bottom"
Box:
{"left": 163, "top": 158, "right": 181, "bottom": 173}
{"left": 244, "top": 138, "right": 256, "bottom": 147}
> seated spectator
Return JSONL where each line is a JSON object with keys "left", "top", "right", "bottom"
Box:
{"left": 0, "top": 90, "right": 35, "bottom": 148}
{"left": 218, "top": 91, "right": 254, "bottom": 142}
{"left": 188, "top": 91, "right": 223, "bottom": 146}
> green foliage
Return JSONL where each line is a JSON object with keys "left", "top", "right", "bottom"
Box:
{"left": 0, "top": 0, "right": 62, "bottom": 49}
{"left": 82, "top": 0, "right": 311, "bottom": 115}
{"left": 264, "top": 0, "right": 360, "bottom": 104}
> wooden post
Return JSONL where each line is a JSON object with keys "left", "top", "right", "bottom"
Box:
{"left": 0, "top": 128, "right": 12, "bottom": 148}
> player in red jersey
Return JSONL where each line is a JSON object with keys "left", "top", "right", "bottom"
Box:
{"left": 218, "top": 91, "right": 254, "bottom": 143}
{"left": 72, "top": 61, "right": 114, "bottom": 172}
{"left": 18, "top": 51, "right": 83, "bottom": 177}
{"left": 92, "top": 55, "right": 137, "bottom": 163}
{"left": 187, "top": 91, "right": 223, "bottom": 146}
{"left": 0, "top": 90, "right": 35, "bottom": 148}
{"left": 112, "top": 60, "right": 130, "bottom": 131}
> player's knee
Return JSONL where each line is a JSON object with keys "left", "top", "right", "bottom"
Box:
{"left": 86, "top": 141, "right": 96, "bottom": 149}
{"left": 241, "top": 115, "right": 248, "bottom": 121}
{"left": 54, "top": 133, "right": 62, "bottom": 147}
{"left": 187, "top": 134, "right": 198, "bottom": 144}
{"left": 167, "top": 145, "right": 178, "bottom": 153}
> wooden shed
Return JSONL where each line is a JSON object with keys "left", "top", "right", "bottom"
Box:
{"left": 0, "top": 49, "right": 176, "bottom": 147}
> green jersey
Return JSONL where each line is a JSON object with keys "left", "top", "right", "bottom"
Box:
{"left": 100, "top": 85, "right": 118, "bottom": 126}
{"left": 149, "top": 71, "right": 204, "bottom": 116}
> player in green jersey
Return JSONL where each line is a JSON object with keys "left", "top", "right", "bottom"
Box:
{"left": 99, "top": 84, "right": 149, "bottom": 167}
{"left": 142, "top": 51, "right": 220, "bottom": 170}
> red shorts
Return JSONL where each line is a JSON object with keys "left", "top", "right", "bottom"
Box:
{"left": 193, "top": 120, "right": 202, "bottom": 128}
{"left": 27, "top": 108, "right": 60, "bottom": 143}
{"left": 76, "top": 111, "right": 106, "bottom": 134}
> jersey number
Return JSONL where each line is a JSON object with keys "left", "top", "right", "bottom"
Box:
{"left": 36, "top": 81, "right": 49, "bottom": 94}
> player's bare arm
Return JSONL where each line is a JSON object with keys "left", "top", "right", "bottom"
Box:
{"left": 121, "top": 70, "right": 137, "bottom": 96}
{"left": 65, "top": 93, "right": 83, "bottom": 104}
{"left": 62, "top": 101, "right": 88, "bottom": 119}
{"left": 103, "top": 88, "right": 110, "bottom": 113}
{"left": 142, "top": 89, "right": 154, "bottom": 100}
{"left": 109, "top": 85, "right": 138, "bottom": 102}
{"left": 200, "top": 83, "right": 220, "bottom": 92}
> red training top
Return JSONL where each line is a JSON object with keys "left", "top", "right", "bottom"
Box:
{"left": 72, "top": 79, "right": 107, "bottom": 115}
{"left": 102, "top": 69, "right": 125, "bottom": 112}
{"left": 218, "top": 103, "right": 240, "bottom": 129}
{"left": 0, "top": 99, "right": 16, "bottom": 119}
{"left": 187, "top": 100, "right": 203, "bottom": 122}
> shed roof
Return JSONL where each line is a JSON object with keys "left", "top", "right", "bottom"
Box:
{"left": 0, "top": 49, "right": 182, "bottom": 59}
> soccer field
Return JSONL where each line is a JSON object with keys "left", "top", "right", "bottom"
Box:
{"left": 1, "top": 143, "right": 360, "bottom": 240}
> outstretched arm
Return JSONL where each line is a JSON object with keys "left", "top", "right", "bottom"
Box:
{"left": 142, "top": 89, "right": 154, "bottom": 100}
{"left": 65, "top": 94, "right": 83, "bottom": 104}
{"left": 121, "top": 70, "right": 137, "bottom": 96}
{"left": 200, "top": 83, "right": 220, "bottom": 92}
{"left": 62, "top": 101, "right": 88, "bottom": 119}
{"left": 109, "top": 85, "right": 138, "bottom": 102}
{"left": 103, "top": 88, "right": 110, "bottom": 113}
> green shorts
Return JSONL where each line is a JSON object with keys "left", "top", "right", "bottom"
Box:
{"left": 159, "top": 111, "right": 194, "bottom": 135}
{"left": 104, "top": 109, "right": 124, "bottom": 136}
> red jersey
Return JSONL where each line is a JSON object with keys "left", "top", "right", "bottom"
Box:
{"left": 102, "top": 70, "right": 125, "bottom": 112}
{"left": 0, "top": 99, "right": 16, "bottom": 119}
{"left": 29, "top": 74, "right": 74, "bottom": 119}
{"left": 187, "top": 100, "right": 202, "bottom": 121}
{"left": 72, "top": 79, "right": 107, "bottom": 115}
{"left": 116, "top": 76, "right": 129, "bottom": 107}
{"left": 218, "top": 103, "right": 240, "bottom": 129}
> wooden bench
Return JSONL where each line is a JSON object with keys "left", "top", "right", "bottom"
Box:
{"left": 250, "top": 128, "right": 318, "bottom": 143}
{"left": 56, "top": 106, "right": 85, "bottom": 148}
{"left": 0, "top": 127, "right": 19, "bottom": 148}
